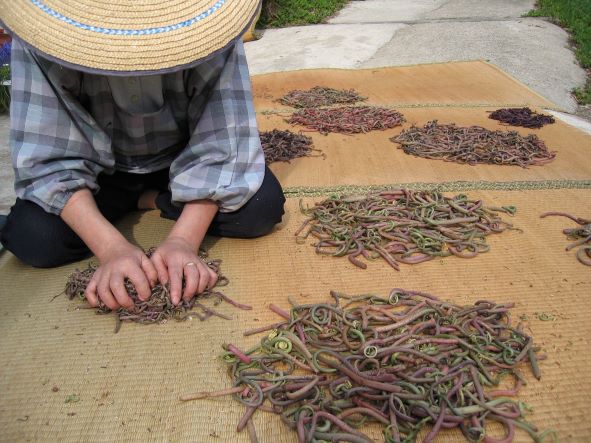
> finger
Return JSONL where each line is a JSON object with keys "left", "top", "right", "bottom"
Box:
{"left": 206, "top": 266, "right": 218, "bottom": 290}
{"left": 110, "top": 276, "right": 135, "bottom": 310}
{"left": 127, "top": 266, "right": 152, "bottom": 301}
{"left": 151, "top": 253, "right": 169, "bottom": 286}
{"left": 196, "top": 262, "right": 210, "bottom": 295}
{"left": 141, "top": 255, "right": 159, "bottom": 287}
{"left": 182, "top": 263, "right": 199, "bottom": 302}
{"left": 85, "top": 276, "right": 99, "bottom": 307}
{"left": 98, "top": 279, "right": 120, "bottom": 310}
{"left": 169, "top": 265, "right": 183, "bottom": 306}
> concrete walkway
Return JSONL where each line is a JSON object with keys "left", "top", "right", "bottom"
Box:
{"left": 245, "top": 0, "right": 587, "bottom": 113}
{"left": 1, "top": 0, "right": 590, "bottom": 214}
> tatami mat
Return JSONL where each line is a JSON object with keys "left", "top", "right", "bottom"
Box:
{"left": 251, "top": 62, "right": 558, "bottom": 111}
{"left": 1, "top": 191, "right": 590, "bottom": 442}
{"left": 1, "top": 62, "right": 590, "bottom": 442}
{"left": 260, "top": 106, "right": 591, "bottom": 189}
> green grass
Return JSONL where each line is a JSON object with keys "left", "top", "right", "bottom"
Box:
{"left": 259, "top": 0, "right": 349, "bottom": 28}
{"left": 526, "top": 0, "right": 591, "bottom": 104}
{"left": 573, "top": 79, "right": 591, "bottom": 103}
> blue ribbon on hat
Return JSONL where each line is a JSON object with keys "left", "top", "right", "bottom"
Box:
{"left": 30, "top": 0, "right": 226, "bottom": 35}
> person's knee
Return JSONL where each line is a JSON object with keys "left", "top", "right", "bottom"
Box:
{"left": 155, "top": 191, "right": 182, "bottom": 221}
{"left": 246, "top": 170, "right": 286, "bottom": 237}
{"left": 211, "top": 168, "right": 285, "bottom": 239}
{"left": 241, "top": 211, "right": 282, "bottom": 238}
{"left": 0, "top": 199, "right": 88, "bottom": 268}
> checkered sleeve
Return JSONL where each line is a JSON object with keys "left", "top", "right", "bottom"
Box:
{"left": 169, "top": 40, "right": 265, "bottom": 213}
{"left": 9, "top": 39, "right": 112, "bottom": 215}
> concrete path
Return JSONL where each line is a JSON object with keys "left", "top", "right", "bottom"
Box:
{"left": 245, "top": 0, "right": 587, "bottom": 113}
{"left": 1, "top": 0, "right": 590, "bottom": 214}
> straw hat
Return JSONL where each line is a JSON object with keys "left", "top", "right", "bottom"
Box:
{"left": 0, "top": 0, "right": 261, "bottom": 75}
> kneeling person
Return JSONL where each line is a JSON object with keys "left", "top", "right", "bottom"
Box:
{"left": 0, "top": 0, "right": 284, "bottom": 309}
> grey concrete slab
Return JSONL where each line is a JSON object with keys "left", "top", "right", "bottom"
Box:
{"left": 329, "top": 0, "right": 444, "bottom": 23}
{"left": 0, "top": 114, "right": 14, "bottom": 215}
{"left": 330, "top": 0, "right": 535, "bottom": 23}
{"left": 244, "top": 23, "right": 406, "bottom": 75}
{"left": 426, "top": 0, "right": 535, "bottom": 20}
{"left": 360, "top": 18, "right": 586, "bottom": 112}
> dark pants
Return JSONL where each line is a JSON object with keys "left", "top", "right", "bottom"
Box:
{"left": 0, "top": 166, "right": 285, "bottom": 268}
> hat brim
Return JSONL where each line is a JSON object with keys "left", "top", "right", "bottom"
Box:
{"left": 0, "top": 0, "right": 261, "bottom": 75}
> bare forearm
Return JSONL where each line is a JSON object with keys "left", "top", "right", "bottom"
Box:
{"left": 168, "top": 200, "right": 218, "bottom": 250}
{"left": 60, "top": 188, "right": 127, "bottom": 261}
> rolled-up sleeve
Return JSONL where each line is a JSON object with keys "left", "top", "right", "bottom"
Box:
{"left": 10, "top": 40, "right": 112, "bottom": 215}
{"left": 169, "top": 40, "right": 265, "bottom": 213}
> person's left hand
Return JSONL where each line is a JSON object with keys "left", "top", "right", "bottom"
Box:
{"left": 150, "top": 236, "right": 218, "bottom": 305}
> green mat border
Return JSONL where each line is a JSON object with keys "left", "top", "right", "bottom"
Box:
{"left": 283, "top": 180, "right": 591, "bottom": 198}
{"left": 257, "top": 103, "right": 566, "bottom": 115}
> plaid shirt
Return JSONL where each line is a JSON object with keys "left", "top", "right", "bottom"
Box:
{"left": 9, "top": 39, "right": 264, "bottom": 215}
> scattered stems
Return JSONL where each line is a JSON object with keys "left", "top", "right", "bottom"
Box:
{"left": 64, "top": 248, "right": 248, "bottom": 332}
{"left": 528, "top": 348, "right": 541, "bottom": 381}
{"left": 540, "top": 212, "right": 591, "bottom": 266}
{"left": 577, "top": 246, "right": 591, "bottom": 266}
{"left": 391, "top": 120, "right": 556, "bottom": 167}
{"left": 279, "top": 86, "right": 367, "bottom": 108}
{"left": 246, "top": 417, "right": 259, "bottom": 443}
{"left": 536, "top": 313, "right": 555, "bottom": 322}
{"left": 269, "top": 303, "right": 291, "bottom": 320}
{"left": 488, "top": 108, "right": 555, "bottom": 129}
{"left": 226, "top": 344, "right": 253, "bottom": 364}
{"left": 179, "top": 386, "right": 245, "bottom": 402}
{"left": 285, "top": 377, "right": 320, "bottom": 399}
{"left": 192, "top": 288, "right": 552, "bottom": 443}
{"left": 243, "top": 321, "right": 288, "bottom": 337}
{"left": 260, "top": 129, "right": 323, "bottom": 163}
{"left": 288, "top": 106, "right": 405, "bottom": 135}
{"left": 238, "top": 406, "right": 257, "bottom": 432}
{"left": 296, "top": 189, "right": 515, "bottom": 270}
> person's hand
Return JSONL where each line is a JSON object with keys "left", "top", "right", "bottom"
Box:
{"left": 150, "top": 236, "right": 218, "bottom": 305}
{"left": 85, "top": 242, "right": 158, "bottom": 310}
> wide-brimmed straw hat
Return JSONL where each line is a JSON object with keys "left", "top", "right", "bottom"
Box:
{"left": 0, "top": 0, "right": 261, "bottom": 75}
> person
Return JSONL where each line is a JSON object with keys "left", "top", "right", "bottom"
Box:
{"left": 0, "top": 0, "right": 285, "bottom": 310}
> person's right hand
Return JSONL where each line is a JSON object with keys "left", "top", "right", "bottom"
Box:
{"left": 85, "top": 242, "right": 158, "bottom": 310}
